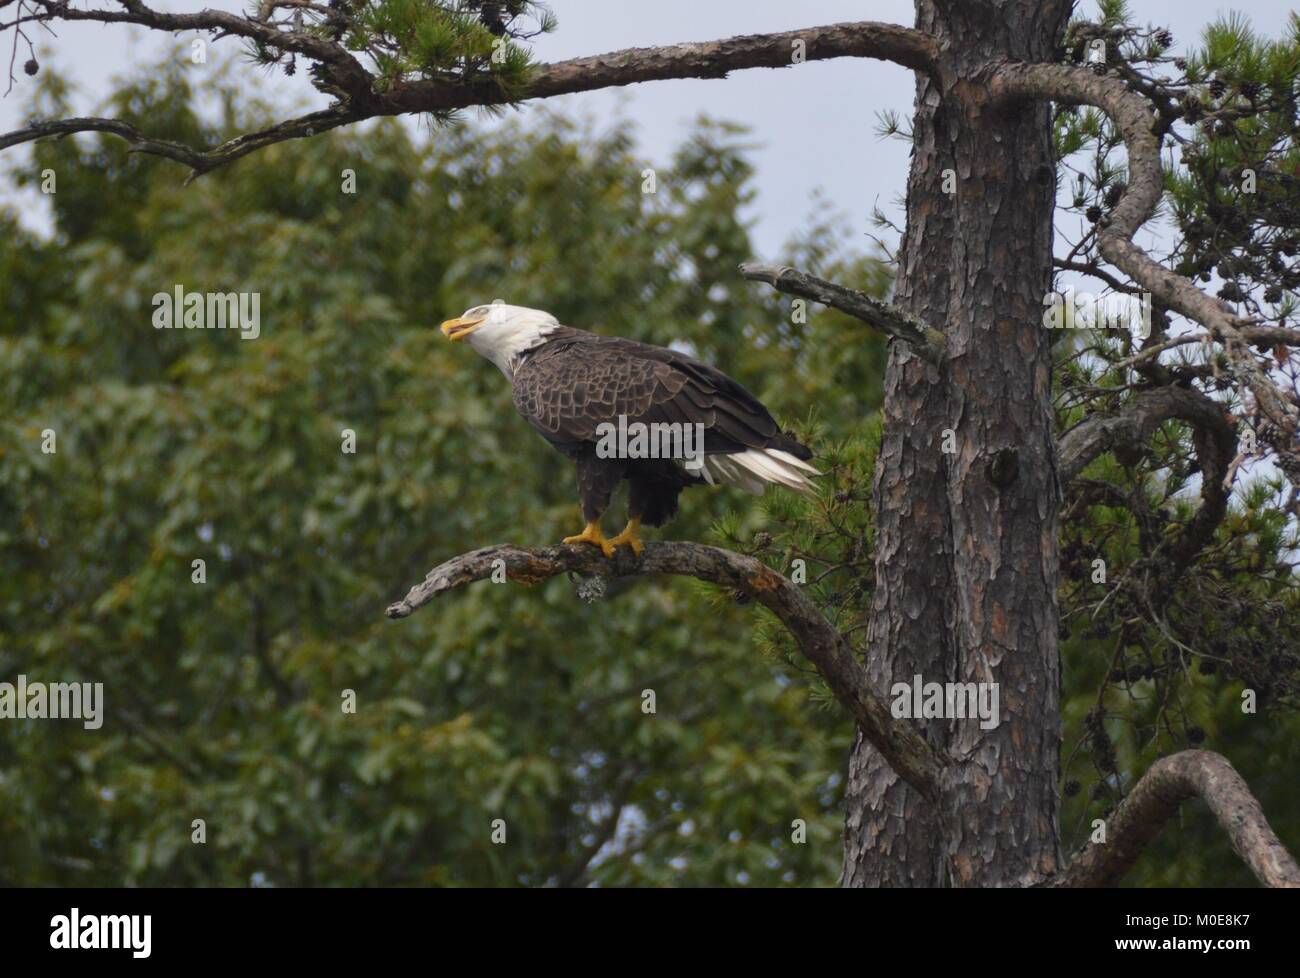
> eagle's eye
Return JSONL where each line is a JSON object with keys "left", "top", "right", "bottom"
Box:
{"left": 467, "top": 305, "right": 490, "bottom": 318}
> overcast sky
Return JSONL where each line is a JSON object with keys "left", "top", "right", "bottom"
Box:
{"left": 1, "top": 1, "right": 1295, "bottom": 256}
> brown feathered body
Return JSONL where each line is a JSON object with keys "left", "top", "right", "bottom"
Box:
{"left": 510, "top": 327, "right": 815, "bottom": 526}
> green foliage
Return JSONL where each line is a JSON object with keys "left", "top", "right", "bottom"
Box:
{"left": 265, "top": 0, "right": 559, "bottom": 96}
{"left": 715, "top": 418, "right": 879, "bottom": 711}
{"left": 0, "top": 67, "right": 885, "bottom": 886}
{"left": 1057, "top": 8, "right": 1300, "bottom": 316}
{"left": 353, "top": 0, "right": 521, "bottom": 90}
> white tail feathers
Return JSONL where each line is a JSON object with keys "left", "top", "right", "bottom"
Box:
{"left": 683, "top": 447, "right": 821, "bottom": 495}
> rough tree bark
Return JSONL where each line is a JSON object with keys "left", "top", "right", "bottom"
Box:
{"left": 843, "top": 0, "right": 1072, "bottom": 888}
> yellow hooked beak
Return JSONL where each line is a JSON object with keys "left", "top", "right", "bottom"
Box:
{"left": 440, "top": 315, "right": 486, "bottom": 342}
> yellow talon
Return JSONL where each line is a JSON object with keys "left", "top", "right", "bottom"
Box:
{"left": 608, "top": 517, "right": 644, "bottom": 557}
{"left": 562, "top": 521, "right": 616, "bottom": 558}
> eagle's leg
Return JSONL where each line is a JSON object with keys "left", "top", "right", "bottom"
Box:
{"left": 563, "top": 521, "right": 616, "bottom": 559}
{"left": 564, "top": 454, "right": 623, "bottom": 558}
{"left": 608, "top": 516, "right": 644, "bottom": 556}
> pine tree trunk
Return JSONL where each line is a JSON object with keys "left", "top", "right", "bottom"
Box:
{"left": 843, "top": 0, "right": 1071, "bottom": 888}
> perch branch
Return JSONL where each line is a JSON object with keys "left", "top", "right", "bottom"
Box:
{"left": 739, "top": 261, "right": 946, "bottom": 363}
{"left": 1050, "top": 750, "right": 1300, "bottom": 888}
{"left": 386, "top": 541, "right": 946, "bottom": 800}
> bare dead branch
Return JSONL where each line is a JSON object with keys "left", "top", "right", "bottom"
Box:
{"left": 0, "top": 105, "right": 364, "bottom": 180}
{"left": 1, "top": 17, "right": 934, "bottom": 176}
{"left": 386, "top": 540, "right": 947, "bottom": 800}
{"left": 1050, "top": 750, "right": 1300, "bottom": 887}
{"left": 36, "top": 0, "right": 373, "bottom": 92}
{"left": 390, "top": 20, "right": 939, "bottom": 112}
{"left": 1112, "top": 325, "right": 1300, "bottom": 373}
{"left": 739, "top": 261, "right": 946, "bottom": 362}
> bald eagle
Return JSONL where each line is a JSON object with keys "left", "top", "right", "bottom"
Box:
{"left": 440, "top": 302, "right": 819, "bottom": 556}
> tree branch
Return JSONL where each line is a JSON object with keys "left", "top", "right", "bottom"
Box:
{"left": 391, "top": 20, "right": 938, "bottom": 112}
{"left": 1109, "top": 325, "right": 1300, "bottom": 374}
{"left": 385, "top": 541, "right": 946, "bottom": 800}
{"left": 0, "top": 105, "right": 362, "bottom": 179}
{"left": 739, "top": 261, "right": 946, "bottom": 363}
{"left": 1, "top": 17, "right": 935, "bottom": 176}
{"left": 34, "top": 1, "right": 373, "bottom": 89}
{"left": 1058, "top": 385, "right": 1235, "bottom": 569}
{"left": 1058, "top": 385, "right": 1230, "bottom": 489}
{"left": 1050, "top": 750, "right": 1300, "bottom": 888}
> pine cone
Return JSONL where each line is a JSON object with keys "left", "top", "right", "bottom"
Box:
{"left": 1255, "top": 416, "right": 1283, "bottom": 445}
{"left": 479, "top": 1, "right": 507, "bottom": 35}
{"left": 1276, "top": 450, "right": 1300, "bottom": 487}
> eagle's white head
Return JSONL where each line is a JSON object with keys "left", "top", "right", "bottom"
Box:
{"left": 440, "top": 301, "right": 560, "bottom": 378}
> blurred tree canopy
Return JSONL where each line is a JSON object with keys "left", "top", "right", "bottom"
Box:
{"left": 1, "top": 55, "right": 1296, "bottom": 887}
{"left": 0, "top": 63, "right": 886, "bottom": 886}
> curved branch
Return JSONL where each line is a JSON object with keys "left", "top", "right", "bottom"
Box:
{"left": 991, "top": 62, "right": 1300, "bottom": 473}
{"left": 1051, "top": 750, "right": 1300, "bottom": 888}
{"left": 386, "top": 541, "right": 946, "bottom": 800}
{"left": 1058, "top": 387, "right": 1228, "bottom": 483}
{"left": 739, "top": 261, "right": 947, "bottom": 362}
{"left": 1059, "top": 385, "right": 1234, "bottom": 573}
